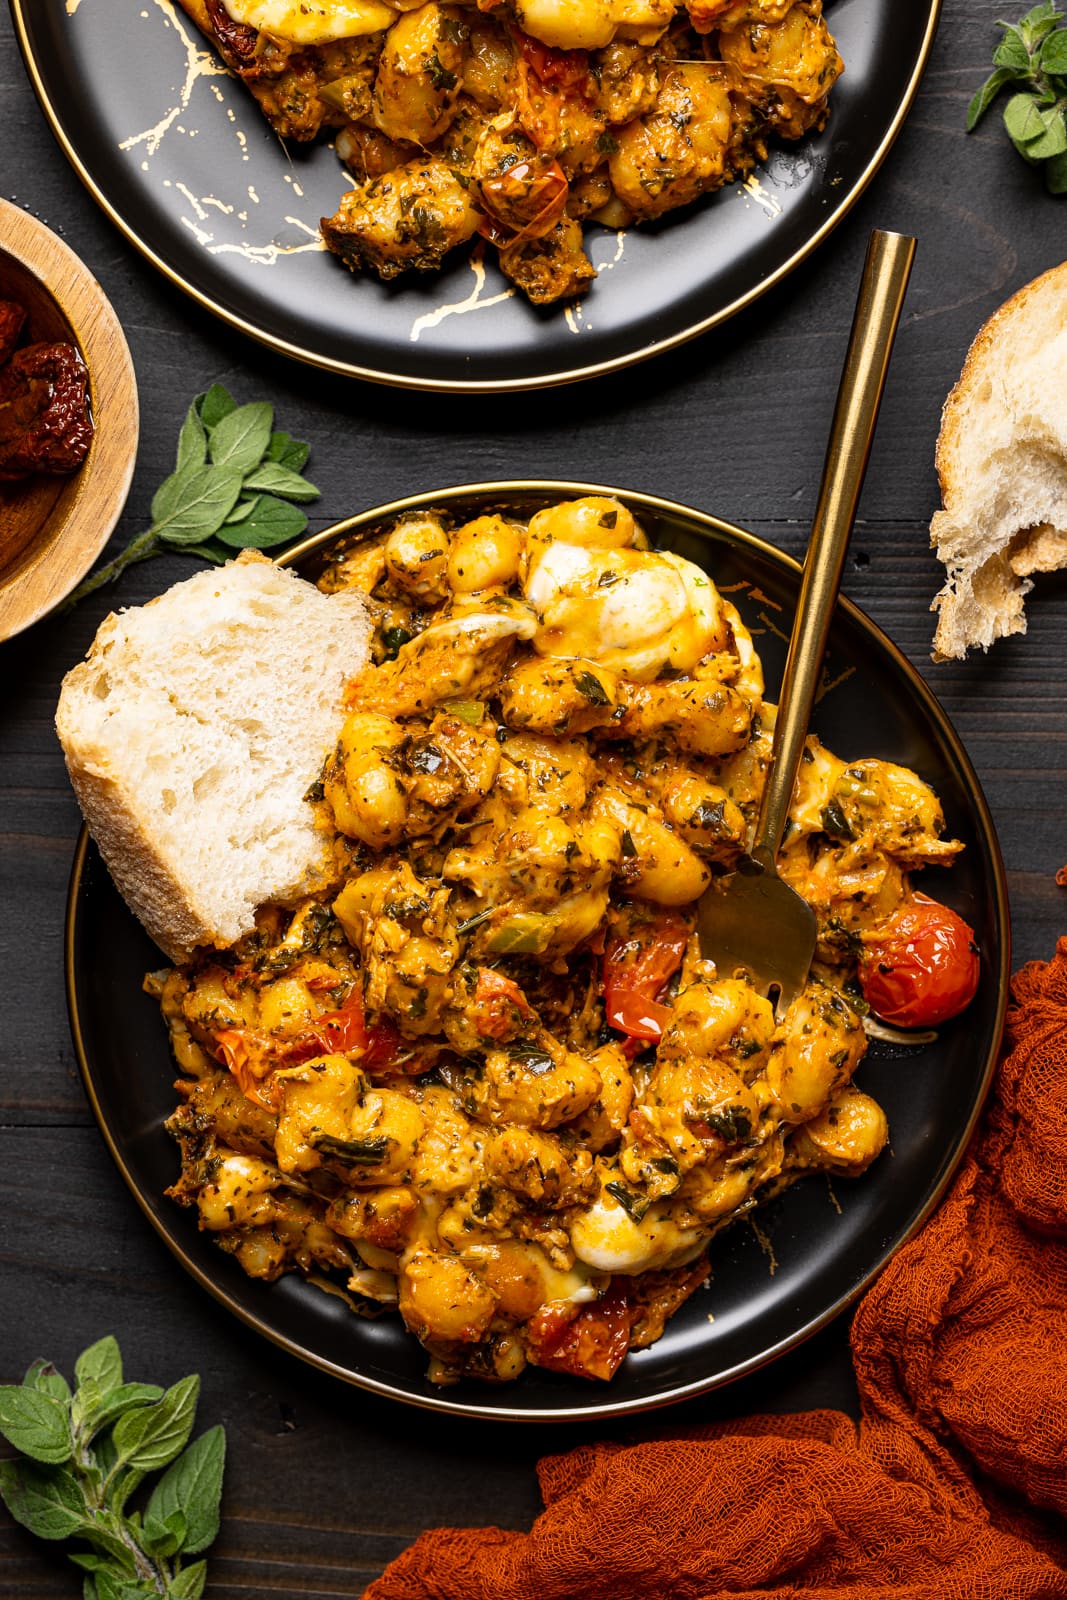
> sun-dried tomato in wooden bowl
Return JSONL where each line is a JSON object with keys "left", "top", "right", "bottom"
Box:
{"left": 0, "top": 200, "right": 138, "bottom": 640}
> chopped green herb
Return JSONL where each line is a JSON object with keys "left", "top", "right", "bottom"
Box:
{"left": 315, "top": 1134, "right": 391, "bottom": 1164}
{"left": 702, "top": 1106, "right": 753, "bottom": 1143}
{"left": 820, "top": 798, "right": 854, "bottom": 840}
{"left": 575, "top": 671, "right": 610, "bottom": 706}
{"left": 443, "top": 699, "right": 486, "bottom": 724}
{"left": 426, "top": 50, "right": 458, "bottom": 92}
{"left": 381, "top": 625, "right": 413, "bottom": 659}
{"left": 501, "top": 1040, "right": 555, "bottom": 1075}
{"left": 605, "top": 1181, "right": 650, "bottom": 1222}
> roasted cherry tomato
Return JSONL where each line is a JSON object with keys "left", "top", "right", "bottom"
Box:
{"left": 858, "top": 893, "right": 979, "bottom": 1028}
{"left": 476, "top": 158, "right": 569, "bottom": 247}
{"left": 602, "top": 911, "right": 689, "bottom": 1043}
{"left": 470, "top": 967, "right": 537, "bottom": 1039}
{"left": 526, "top": 1285, "right": 633, "bottom": 1381}
{"left": 516, "top": 30, "right": 590, "bottom": 89}
{"left": 296, "top": 992, "right": 402, "bottom": 1074}
{"left": 214, "top": 991, "right": 402, "bottom": 1110}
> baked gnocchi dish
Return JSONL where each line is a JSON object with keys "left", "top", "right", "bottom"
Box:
{"left": 178, "top": 0, "right": 843, "bottom": 304}
{"left": 159, "top": 497, "right": 978, "bottom": 1385}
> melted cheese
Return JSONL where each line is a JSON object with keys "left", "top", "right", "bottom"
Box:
{"left": 570, "top": 1185, "right": 706, "bottom": 1273}
{"left": 525, "top": 544, "right": 724, "bottom": 681}
{"left": 515, "top": 0, "right": 675, "bottom": 49}
{"left": 222, "top": 0, "right": 397, "bottom": 43}
{"left": 788, "top": 740, "right": 846, "bottom": 836}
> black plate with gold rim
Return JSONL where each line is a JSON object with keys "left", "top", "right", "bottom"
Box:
{"left": 17, "top": 0, "right": 939, "bottom": 392}
{"left": 66, "top": 484, "right": 1008, "bottom": 1421}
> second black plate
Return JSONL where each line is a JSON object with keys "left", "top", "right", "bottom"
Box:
{"left": 17, "top": 0, "right": 939, "bottom": 390}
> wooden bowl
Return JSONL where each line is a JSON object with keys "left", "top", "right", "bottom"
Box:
{"left": 0, "top": 199, "right": 138, "bottom": 639}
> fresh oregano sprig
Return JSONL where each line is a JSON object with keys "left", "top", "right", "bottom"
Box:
{"left": 0, "top": 1336, "right": 225, "bottom": 1600}
{"left": 65, "top": 383, "right": 319, "bottom": 606}
{"left": 968, "top": 2, "right": 1067, "bottom": 190}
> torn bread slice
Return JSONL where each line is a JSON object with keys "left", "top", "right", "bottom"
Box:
{"left": 56, "top": 550, "right": 372, "bottom": 963}
{"left": 931, "top": 259, "right": 1067, "bottom": 660}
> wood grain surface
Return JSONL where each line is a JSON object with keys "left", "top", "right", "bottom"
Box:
{"left": 2, "top": 2, "right": 1067, "bottom": 1595}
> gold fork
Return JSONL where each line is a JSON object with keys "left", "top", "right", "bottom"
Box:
{"left": 697, "top": 229, "right": 916, "bottom": 1017}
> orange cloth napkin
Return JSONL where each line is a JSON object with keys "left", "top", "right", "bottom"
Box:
{"left": 366, "top": 942, "right": 1067, "bottom": 1600}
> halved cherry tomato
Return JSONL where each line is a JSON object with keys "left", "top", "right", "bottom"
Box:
{"left": 212, "top": 990, "right": 402, "bottom": 1110}
{"left": 476, "top": 158, "right": 569, "bottom": 248}
{"left": 526, "top": 1285, "right": 633, "bottom": 1380}
{"left": 602, "top": 911, "right": 689, "bottom": 1044}
{"left": 858, "top": 893, "right": 979, "bottom": 1028}
{"left": 212, "top": 1028, "right": 280, "bottom": 1113}
{"left": 516, "top": 30, "right": 590, "bottom": 89}
{"left": 470, "top": 967, "right": 537, "bottom": 1040}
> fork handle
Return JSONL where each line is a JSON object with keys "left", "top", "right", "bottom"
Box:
{"left": 752, "top": 228, "right": 916, "bottom": 870}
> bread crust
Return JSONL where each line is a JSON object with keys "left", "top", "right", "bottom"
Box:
{"left": 930, "top": 260, "right": 1067, "bottom": 660}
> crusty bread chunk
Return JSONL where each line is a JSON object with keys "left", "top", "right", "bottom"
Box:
{"left": 56, "top": 551, "right": 372, "bottom": 963}
{"left": 931, "top": 260, "right": 1067, "bottom": 660}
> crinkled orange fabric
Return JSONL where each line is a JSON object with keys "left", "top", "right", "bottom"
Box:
{"left": 365, "top": 942, "right": 1067, "bottom": 1600}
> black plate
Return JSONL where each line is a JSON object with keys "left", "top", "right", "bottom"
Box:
{"left": 66, "top": 484, "right": 1009, "bottom": 1421}
{"left": 17, "top": 0, "right": 938, "bottom": 391}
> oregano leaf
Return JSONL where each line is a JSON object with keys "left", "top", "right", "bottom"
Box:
{"left": 168, "top": 1559, "right": 208, "bottom": 1599}
{"left": 0, "top": 1342, "right": 226, "bottom": 1597}
{"left": 0, "top": 1386, "right": 73, "bottom": 1464}
{"left": 1003, "top": 88, "right": 1047, "bottom": 144}
{"left": 0, "top": 1460, "right": 86, "bottom": 1540}
{"left": 177, "top": 542, "right": 229, "bottom": 566}
{"left": 175, "top": 401, "right": 208, "bottom": 476}
{"left": 144, "top": 1428, "right": 225, "bottom": 1557}
{"left": 968, "top": 5, "right": 1067, "bottom": 186}
{"left": 142, "top": 1508, "right": 186, "bottom": 1560}
{"left": 223, "top": 495, "right": 262, "bottom": 524}
{"left": 153, "top": 467, "right": 245, "bottom": 546}
{"left": 24, "top": 1360, "right": 72, "bottom": 1405}
{"left": 967, "top": 67, "right": 1017, "bottom": 128}
{"left": 72, "top": 1377, "right": 104, "bottom": 1437}
{"left": 150, "top": 465, "right": 197, "bottom": 528}
{"left": 208, "top": 401, "right": 274, "bottom": 476}
{"left": 215, "top": 494, "right": 308, "bottom": 549}
{"left": 197, "top": 383, "right": 236, "bottom": 430}
{"left": 88, "top": 1384, "right": 167, "bottom": 1441}
{"left": 1025, "top": 103, "right": 1067, "bottom": 156}
{"left": 112, "top": 1376, "right": 198, "bottom": 1473}
{"left": 240, "top": 462, "right": 320, "bottom": 502}
{"left": 994, "top": 26, "right": 1032, "bottom": 68}
{"left": 1040, "top": 24, "right": 1067, "bottom": 66}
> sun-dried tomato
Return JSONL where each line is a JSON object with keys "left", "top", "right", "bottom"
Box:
{"left": 205, "top": 0, "right": 258, "bottom": 63}
{"left": 0, "top": 301, "right": 26, "bottom": 366}
{"left": 0, "top": 341, "right": 94, "bottom": 481}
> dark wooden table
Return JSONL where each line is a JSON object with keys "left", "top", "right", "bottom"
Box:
{"left": 3, "top": 3, "right": 1067, "bottom": 1594}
